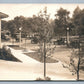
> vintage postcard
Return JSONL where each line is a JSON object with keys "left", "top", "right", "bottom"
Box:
{"left": 0, "top": 3, "right": 84, "bottom": 81}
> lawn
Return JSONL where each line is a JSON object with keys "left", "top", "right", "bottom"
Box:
{"left": 8, "top": 43, "right": 72, "bottom": 64}
{"left": 52, "top": 45, "right": 72, "bottom": 65}
{"left": 8, "top": 43, "right": 58, "bottom": 63}
{"left": 8, "top": 43, "right": 71, "bottom": 63}
{"left": 24, "top": 52, "right": 58, "bottom": 63}
{"left": 8, "top": 45, "right": 24, "bottom": 50}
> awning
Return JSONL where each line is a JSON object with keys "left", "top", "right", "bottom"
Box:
{"left": 0, "top": 12, "right": 8, "bottom": 19}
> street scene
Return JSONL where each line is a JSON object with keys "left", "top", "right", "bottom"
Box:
{"left": 0, "top": 4, "right": 84, "bottom": 81}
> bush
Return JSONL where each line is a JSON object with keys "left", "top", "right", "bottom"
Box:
{"left": 0, "top": 45, "right": 21, "bottom": 62}
{"left": 45, "top": 77, "right": 51, "bottom": 80}
{"left": 36, "top": 77, "right": 51, "bottom": 81}
{"left": 70, "top": 40, "right": 79, "bottom": 48}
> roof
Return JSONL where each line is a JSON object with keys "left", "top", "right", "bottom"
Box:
{"left": 0, "top": 12, "right": 8, "bottom": 19}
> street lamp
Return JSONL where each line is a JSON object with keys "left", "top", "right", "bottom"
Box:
{"left": 19, "top": 27, "right": 22, "bottom": 47}
{"left": 0, "top": 12, "right": 8, "bottom": 48}
{"left": 66, "top": 27, "right": 70, "bottom": 46}
{"left": 24, "top": 35, "right": 28, "bottom": 51}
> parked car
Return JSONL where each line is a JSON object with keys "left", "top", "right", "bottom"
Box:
{"left": 57, "top": 38, "right": 66, "bottom": 45}
{"left": 31, "top": 37, "right": 39, "bottom": 44}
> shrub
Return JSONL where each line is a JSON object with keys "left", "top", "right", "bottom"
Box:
{"left": 0, "top": 45, "right": 21, "bottom": 62}
{"left": 36, "top": 77, "right": 51, "bottom": 81}
{"left": 70, "top": 40, "right": 79, "bottom": 48}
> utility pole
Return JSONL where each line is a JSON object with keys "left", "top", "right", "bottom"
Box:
{"left": 67, "top": 27, "right": 70, "bottom": 46}
{"left": 19, "top": 27, "right": 22, "bottom": 47}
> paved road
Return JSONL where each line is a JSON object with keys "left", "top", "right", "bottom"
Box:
{"left": 0, "top": 59, "right": 76, "bottom": 80}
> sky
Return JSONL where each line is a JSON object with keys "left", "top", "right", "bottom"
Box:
{"left": 0, "top": 4, "right": 84, "bottom": 21}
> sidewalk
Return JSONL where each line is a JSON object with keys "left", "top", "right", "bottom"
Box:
{"left": 0, "top": 59, "right": 76, "bottom": 80}
{"left": 8, "top": 46, "right": 40, "bottom": 63}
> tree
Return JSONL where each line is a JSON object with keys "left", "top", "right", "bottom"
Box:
{"left": 1, "top": 20, "right": 8, "bottom": 30}
{"left": 54, "top": 8, "right": 70, "bottom": 37}
{"left": 72, "top": 6, "right": 81, "bottom": 36}
{"left": 63, "top": 7, "right": 84, "bottom": 81}
{"left": 62, "top": 41, "right": 84, "bottom": 81}
{"left": 73, "top": 6, "right": 81, "bottom": 19}
{"left": 5, "top": 16, "right": 29, "bottom": 39}
{"left": 69, "top": 48, "right": 80, "bottom": 80}
{"left": 72, "top": 6, "right": 84, "bottom": 36}
{"left": 36, "top": 7, "right": 56, "bottom": 79}
{"left": 6, "top": 20, "right": 17, "bottom": 38}
{"left": 14, "top": 16, "right": 25, "bottom": 28}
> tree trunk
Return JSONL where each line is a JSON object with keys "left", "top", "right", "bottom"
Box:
{"left": 76, "top": 34, "right": 81, "bottom": 81}
{"left": 44, "top": 40, "right": 46, "bottom": 78}
{"left": 77, "top": 69, "right": 79, "bottom": 81}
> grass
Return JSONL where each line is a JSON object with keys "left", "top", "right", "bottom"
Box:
{"left": 8, "top": 44, "right": 58, "bottom": 63}
{"left": 24, "top": 52, "right": 58, "bottom": 63}
{"left": 8, "top": 44, "right": 70, "bottom": 63}
{"left": 8, "top": 45, "right": 24, "bottom": 50}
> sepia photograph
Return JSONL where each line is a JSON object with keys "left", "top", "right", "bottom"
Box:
{"left": 0, "top": 4, "right": 84, "bottom": 81}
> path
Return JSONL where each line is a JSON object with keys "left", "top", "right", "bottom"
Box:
{"left": 9, "top": 47, "right": 40, "bottom": 63}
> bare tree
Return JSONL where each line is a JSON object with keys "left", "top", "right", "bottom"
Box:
{"left": 62, "top": 42, "right": 84, "bottom": 81}
{"left": 37, "top": 7, "right": 56, "bottom": 79}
